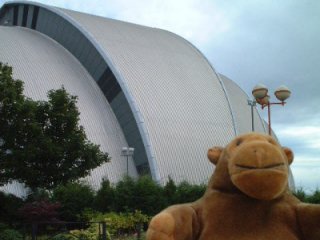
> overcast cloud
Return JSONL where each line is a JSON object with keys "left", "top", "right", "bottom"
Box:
{"left": 1, "top": 0, "right": 319, "bottom": 191}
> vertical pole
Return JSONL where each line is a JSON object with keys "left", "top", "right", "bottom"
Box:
{"left": 126, "top": 155, "right": 129, "bottom": 176}
{"left": 32, "top": 223, "right": 37, "bottom": 240}
{"left": 247, "top": 100, "right": 256, "bottom": 132}
{"left": 251, "top": 104, "right": 254, "bottom": 132}
{"left": 102, "top": 222, "right": 107, "bottom": 240}
{"left": 136, "top": 224, "right": 141, "bottom": 240}
{"left": 23, "top": 224, "right": 26, "bottom": 240}
{"left": 268, "top": 103, "right": 271, "bottom": 135}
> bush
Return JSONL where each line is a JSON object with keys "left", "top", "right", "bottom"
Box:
{"left": 0, "top": 191, "right": 24, "bottom": 223}
{"left": 112, "top": 175, "right": 166, "bottom": 215}
{"left": 18, "top": 200, "right": 61, "bottom": 222}
{"left": 292, "top": 188, "right": 320, "bottom": 204}
{"left": 307, "top": 189, "right": 320, "bottom": 204}
{"left": 51, "top": 233, "right": 86, "bottom": 240}
{"left": 174, "top": 181, "right": 206, "bottom": 204}
{"left": 50, "top": 211, "right": 149, "bottom": 240}
{"left": 113, "top": 176, "right": 136, "bottom": 213}
{"left": 0, "top": 224, "right": 22, "bottom": 240}
{"left": 86, "top": 211, "right": 149, "bottom": 238}
{"left": 52, "top": 182, "right": 95, "bottom": 222}
{"left": 25, "top": 188, "right": 51, "bottom": 202}
{"left": 133, "top": 176, "right": 166, "bottom": 215}
{"left": 163, "top": 177, "right": 177, "bottom": 205}
{"left": 94, "top": 179, "right": 116, "bottom": 212}
{"left": 293, "top": 187, "right": 308, "bottom": 202}
{"left": 67, "top": 229, "right": 97, "bottom": 240}
{"left": 51, "top": 234, "right": 73, "bottom": 240}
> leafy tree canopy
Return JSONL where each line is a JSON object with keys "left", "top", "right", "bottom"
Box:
{"left": 0, "top": 62, "right": 109, "bottom": 190}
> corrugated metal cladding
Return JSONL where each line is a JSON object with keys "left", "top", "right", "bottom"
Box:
{"left": 0, "top": 1, "right": 270, "bottom": 195}
{"left": 0, "top": 26, "right": 138, "bottom": 196}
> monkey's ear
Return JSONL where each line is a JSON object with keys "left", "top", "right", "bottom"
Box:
{"left": 207, "top": 147, "right": 224, "bottom": 165}
{"left": 282, "top": 147, "right": 294, "bottom": 165}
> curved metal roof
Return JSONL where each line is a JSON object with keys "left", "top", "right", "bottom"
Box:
{"left": 55, "top": 6, "right": 237, "bottom": 184}
{"left": 0, "top": 1, "right": 270, "bottom": 191}
{"left": 0, "top": 25, "right": 138, "bottom": 195}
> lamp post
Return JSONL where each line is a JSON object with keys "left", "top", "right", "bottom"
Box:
{"left": 247, "top": 99, "right": 257, "bottom": 131}
{"left": 121, "top": 147, "right": 134, "bottom": 176}
{"left": 252, "top": 84, "right": 291, "bottom": 135}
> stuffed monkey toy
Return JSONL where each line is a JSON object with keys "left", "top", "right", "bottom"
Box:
{"left": 146, "top": 133, "right": 320, "bottom": 240}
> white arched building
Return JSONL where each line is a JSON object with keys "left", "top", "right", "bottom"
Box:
{"left": 0, "top": 1, "right": 269, "bottom": 196}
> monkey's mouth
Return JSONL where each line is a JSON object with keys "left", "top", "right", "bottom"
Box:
{"left": 235, "top": 162, "right": 285, "bottom": 170}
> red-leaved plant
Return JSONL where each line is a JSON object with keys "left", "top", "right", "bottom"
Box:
{"left": 18, "top": 200, "right": 61, "bottom": 223}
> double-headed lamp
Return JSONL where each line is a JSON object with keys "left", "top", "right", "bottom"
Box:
{"left": 274, "top": 85, "right": 291, "bottom": 102}
{"left": 252, "top": 84, "right": 268, "bottom": 99}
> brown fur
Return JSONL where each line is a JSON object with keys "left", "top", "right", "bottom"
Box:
{"left": 146, "top": 133, "right": 320, "bottom": 240}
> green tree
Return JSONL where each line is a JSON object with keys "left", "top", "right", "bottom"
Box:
{"left": 52, "top": 182, "right": 95, "bottom": 221}
{"left": 307, "top": 189, "right": 320, "bottom": 204}
{"left": 174, "top": 181, "right": 206, "bottom": 204}
{"left": 114, "top": 176, "right": 136, "bottom": 213}
{"left": 0, "top": 63, "right": 109, "bottom": 190}
{"left": 293, "top": 187, "right": 308, "bottom": 202}
{"left": 108, "top": 175, "right": 167, "bottom": 215}
{"left": 0, "top": 192, "right": 24, "bottom": 223}
{"left": 94, "top": 178, "right": 116, "bottom": 212}
{"left": 134, "top": 175, "right": 165, "bottom": 215}
{"left": 163, "top": 176, "right": 177, "bottom": 205}
{"left": 0, "top": 224, "right": 23, "bottom": 240}
{"left": 0, "top": 63, "right": 26, "bottom": 185}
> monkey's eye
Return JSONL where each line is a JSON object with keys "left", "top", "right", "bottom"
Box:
{"left": 236, "top": 139, "right": 243, "bottom": 146}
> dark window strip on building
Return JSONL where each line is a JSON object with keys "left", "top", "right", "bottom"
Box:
{"left": 98, "top": 67, "right": 112, "bottom": 84}
{"left": 100, "top": 78, "right": 121, "bottom": 102}
{"left": 137, "top": 163, "right": 151, "bottom": 175}
{"left": 13, "top": 5, "right": 19, "bottom": 25}
{"left": 106, "top": 83, "right": 121, "bottom": 102}
{"left": 98, "top": 68, "right": 122, "bottom": 102}
{"left": 99, "top": 73, "right": 115, "bottom": 90}
{"left": 31, "top": 6, "right": 39, "bottom": 29}
{"left": 22, "top": 5, "right": 28, "bottom": 27}
{"left": 0, "top": 6, "right": 8, "bottom": 20}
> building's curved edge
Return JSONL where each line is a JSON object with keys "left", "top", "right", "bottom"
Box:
{"left": 218, "top": 74, "right": 295, "bottom": 188}
{"left": 161, "top": 29, "right": 238, "bottom": 137}
{"left": 0, "top": 25, "right": 143, "bottom": 195}
{"left": 1, "top": 1, "right": 161, "bottom": 182}
{"left": 215, "top": 74, "right": 238, "bottom": 136}
{"left": 219, "top": 73, "right": 268, "bottom": 134}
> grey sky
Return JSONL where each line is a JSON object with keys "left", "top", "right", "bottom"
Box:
{"left": 1, "top": 0, "right": 319, "bottom": 190}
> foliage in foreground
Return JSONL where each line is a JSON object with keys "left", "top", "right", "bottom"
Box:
{"left": 0, "top": 191, "right": 24, "bottom": 223}
{"left": 71, "top": 211, "right": 149, "bottom": 240}
{"left": 94, "top": 176, "right": 206, "bottom": 216}
{"left": 0, "top": 62, "right": 109, "bottom": 190}
{"left": 293, "top": 188, "right": 320, "bottom": 204}
{"left": 18, "top": 200, "right": 61, "bottom": 223}
{"left": 1, "top": 177, "right": 320, "bottom": 240}
{"left": 52, "top": 182, "right": 95, "bottom": 222}
{"left": 49, "top": 211, "right": 149, "bottom": 240}
{"left": 0, "top": 224, "right": 22, "bottom": 240}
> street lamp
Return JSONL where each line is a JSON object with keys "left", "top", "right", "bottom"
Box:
{"left": 252, "top": 84, "right": 291, "bottom": 135}
{"left": 247, "top": 99, "right": 257, "bottom": 131}
{"left": 121, "top": 147, "right": 134, "bottom": 176}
